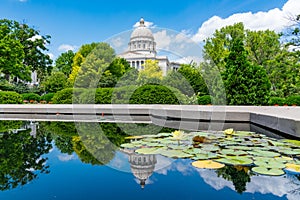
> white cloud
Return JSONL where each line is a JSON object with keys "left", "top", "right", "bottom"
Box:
{"left": 192, "top": 0, "right": 300, "bottom": 42}
{"left": 110, "top": 37, "right": 124, "bottom": 48}
{"left": 27, "top": 35, "right": 42, "bottom": 41}
{"left": 47, "top": 53, "right": 54, "bottom": 60}
{"left": 58, "top": 154, "right": 76, "bottom": 162}
{"left": 58, "top": 44, "right": 77, "bottom": 52}
{"left": 133, "top": 20, "right": 155, "bottom": 28}
{"left": 153, "top": 30, "right": 172, "bottom": 50}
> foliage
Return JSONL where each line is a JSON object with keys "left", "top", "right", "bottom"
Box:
{"left": 286, "top": 95, "right": 300, "bottom": 106}
{"left": 21, "top": 93, "right": 41, "bottom": 101}
{"left": 178, "top": 64, "right": 208, "bottom": 96}
{"left": 0, "top": 19, "right": 52, "bottom": 82}
{"left": 0, "top": 91, "right": 23, "bottom": 104}
{"left": 0, "top": 127, "right": 52, "bottom": 191}
{"left": 129, "top": 84, "right": 187, "bottom": 104}
{"left": 268, "top": 97, "right": 286, "bottom": 106}
{"left": 54, "top": 50, "right": 75, "bottom": 76}
{"left": 98, "top": 57, "right": 132, "bottom": 87}
{"left": 197, "top": 95, "right": 212, "bottom": 105}
{"left": 115, "top": 68, "right": 139, "bottom": 87}
{"left": 138, "top": 60, "right": 163, "bottom": 85}
{"left": 223, "top": 38, "right": 271, "bottom": 105}
{"left": 42, "top": 72, "right": 68, "bottom": 93}
{"left": 40, "top": 93, "right": 55, "bottom": 103}
{"left": 68, "top": 42, "right": 99, "bottom": 85}
{"left": 0, "top": 120, "right": 23, "bottom": 133}
{"left": 162, "top": 70, "right": 195, "bottom": 96}
{"left": 79, "top": 88, "right": 113, "bottom": 104}
{"left": 52, "top": 88, "right": 86, "bottom": 104}
{"left": 72, "top": 42, "right": 116, "bottom": 88}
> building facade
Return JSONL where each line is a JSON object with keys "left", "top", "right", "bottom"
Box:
{"left": 118, "top": 18, "right": 179, "bottom": 76}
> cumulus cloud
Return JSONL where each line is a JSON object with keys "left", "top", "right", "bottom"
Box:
{"left": 58, "top": 44, "right": 77, "bottom": 52}
{"left": 153, "top": 30, "right": 172, "bottom": 50}
{"left": 133, "top": 19, "right": 155, "bottom": 28}
{"left": 192, "top": 0, "right": 300, "bottom": 42}
{"left": 58, "top": 154, "right": 76, "bottom": 162}
{"left": 27, "top": 35, "right": 42, "bottom": 41}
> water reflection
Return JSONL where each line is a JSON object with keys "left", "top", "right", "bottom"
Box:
{"left": 1, "top": 120, "right": 300, "bottom": 200}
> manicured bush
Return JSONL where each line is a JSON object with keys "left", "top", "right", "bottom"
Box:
{"left": 0, "top": 91, "right": 23, "bottom": 104}
{"left": 268, "top": 97, "right": 286, "bottom": 106}
{"left": 129, "top": 84, "right": 187, "bottom": 104}
{"left": 112, "top": 86, "right": 138, "bottom": 104}
{"left": 40, "top": 93, "right": 55, "bottom": 103}
{"left": 21, "top": 93, "right": 41, "bottom": 102}
{"left": 52, "top": 88, "right": 86, "bottom": 104}
{"left": 79, "top": 88, "right": 113, "bottom": 104}
{"left": 198, "top": 95, "right": 212, "bottom": 105}
{"left": 286, "top": 95, "right": 300, "bottom": 106}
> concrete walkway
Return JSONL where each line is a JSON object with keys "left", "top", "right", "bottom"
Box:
{"left": 0, "top": 104, "right": 299, "bottom": 138}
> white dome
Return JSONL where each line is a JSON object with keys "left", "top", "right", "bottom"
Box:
{"left": 130, "top": 18, "right": 154, "bottom": 39}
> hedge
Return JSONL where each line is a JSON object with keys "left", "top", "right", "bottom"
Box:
{"left": 52, "top": 85, "right": 188, "bottom": 105}
{"left": 21, "top": 93, "right": 41, "bottom": 102}
{"left": 52, "top": 88, "right": 86, "bottom": 104}
{"left": 268, "top": 97, "right": 286, "bottom": 106}
{"left": 129, "top": 85, "right": 187, "bottom": 104}
{"left": 197, "top": 95, "right": 212, "bottom": 105}
{"left": 286, "top": 95, "right": 300, "bottom": 106}
{"left": 40, "top": 93, "right": 55, "bottom": 103}
{"left": 0, "top": 91, "right": 23, "bottom": 104}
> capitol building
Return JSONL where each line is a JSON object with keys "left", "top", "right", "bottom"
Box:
{"left": 119, "top": 18, "right": 180, "bottom": 76}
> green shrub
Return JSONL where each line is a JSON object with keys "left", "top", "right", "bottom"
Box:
{"left": 268, "top": 97, "right": 286, "bottom": 106}
{"left": 286, "top": 95, "right": 300, "bottom": 106}
{"left": 129, "top": 84, "right": 187, "bottom": 104}
{"left": 40, "top": 93, "right": 55, "bottom": 103}
{"left": 52, "top": 88, "right": 86, "bottom": 104}
{"left": 21, "top": 93, "right": 41, "bottom": 102}
{"left": 112, "top": 86, "right": 138, "bottom": 104}
{"left": 0, "top": 91, "right": 23, "bottom": 104}
{"left": 198, "top": 95, "right": 212, "bottom": 105}
{"left": 79, "top": 88, "right": 113, "bottom": 104}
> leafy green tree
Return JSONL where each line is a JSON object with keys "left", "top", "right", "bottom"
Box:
{"left": 41, "top": 72, "right": 68, "bottom": 93}
{"left": 287, "top": 14, "right": 300, "bottom": 47}
{"left": 115, "top": 68, "right": 139, "bottom": 87}
{"left": 98, "top": 57, "right": 131, "bottom": 87}
{"left": 0, "top": 19, "right": 52, "bottom": 82}
{"left": 74, "top": 43, "right": 115, "bottom": 88}
{"left": 223, "top": 38, "right": 271, "bottom": 105}
{"left": 68, "top": 42, "right": 99, "bottom": 85}
{"left": 162, "top": 70, "right": 195, "bottom": 96}
{"left": 177, "top": 64, "right": 208, "bottom": 96}
{"left": 54, "top": 50, "right": 75, "bottom": 76}
{"left": 138, "top": 60, "right": 162, "bottom": 85}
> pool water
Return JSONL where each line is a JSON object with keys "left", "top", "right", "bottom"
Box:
{"left": 0, "top": 121, "right": 299, "bottom": 200}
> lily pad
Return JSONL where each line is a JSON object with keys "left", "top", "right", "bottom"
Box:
{"left": 220, "top": 149, "right": 248, "bottom": 156}
{"left": 157, "top": 149, "right": 193, "bottom": 158}
{"left": 248, "top": 150, "right": 280, "bottom": 157}
{"left": 254, "top": 159, "right": 286, "bottom": 169}
{"left": 135, "top": 147, "right": 159, "bottom": 155}
{"left": 282, "top": 139, "right": 300, "bottom": 147}
{"left": 215, "top": 156, "right": 253, "bottom": 166}
{"left": 121, "top": 143, "right": 138, "bottom": 148}
{"left": 192, "top": 160, "right": 225, "bottom": 169}
{"left": 285, "top": 163, "right": 300, "bottom": 173}
{"left": 192, "top": 153, "right": 219, "bottom": 160}
{"left": 252, "top": 167, "right": 285, "bottom": 176}
{"left": 124, "top": 136, "right": 144, "bottom": 140}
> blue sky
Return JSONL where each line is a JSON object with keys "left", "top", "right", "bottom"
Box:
{"left": 1, "top": 0, "right": 299, "bottom": 61}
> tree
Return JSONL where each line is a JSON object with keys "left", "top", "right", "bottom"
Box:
{"left": 98, "top": 57, "right": 132, "bottom": 87}
{"left": 41, "top": 72, "right": 68, "bottom": 93}
{"left": 74, "top": 43, "right": 115, "bottom": 88}
{"left": 54, "top": 50, "right": 75, "bottom": 76}
{"left": 138, "top": 60, "right": 162, "bottom": 85}
{"left": 0, "top": 19, "right": 52, "bottom": 82}
{"left": 177, "top": 64, "right": 208, "bottom": 96}
{"left": 68, "top": 42, "right": 99, "bottom": 85}
{"left": 223, "top": 38, "right": 271, "bottom": 105}
{"left": 286, "top": 14, "right": 300, "bottom": 48}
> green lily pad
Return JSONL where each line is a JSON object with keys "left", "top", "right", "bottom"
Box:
{"left": 215, "top": 156, "right": 253, "bottom": 166}
{"left": 201, "top": 144, "right": 220, "bottom": 152}
{"left": 226, "top": 145, "right": 253, "bottom": 151}
{"left": 248, "top": 150, "right": 280, "bottom": 157}
{"left": 124, "top": 135, "right": 144, "bottom": 140}
{"left": 157, "top": 149, "right": 193, "bottom": 158}
{"left": 220, "top": 149, "right": 248, "bottom": 156}
{"left": 189, "top": 132, "right": 209, "bottom": 137}
{"left": 121, "top": 143, "right": 137, "bottom": 148}
{"left": 192, "top": 153, "right": 219, "bottom": 160}
{"left": 252, "top": 167, "right": 285, "bottom": 176}
{"left": 157, "top": 132, "right": 172, "bottom": 137}
{"left": 282, "top": 139, "right": 300, "bottom": 147}
{"left": 135, "top": 147, "right": 159, "bottom": 154}
{"left": 254, "top": 159, "right": 286, "bottom": 169}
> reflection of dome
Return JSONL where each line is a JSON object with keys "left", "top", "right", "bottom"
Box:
{"left": 130, "top": 18, "right": 154, "bottom": 39}
{"left": 128, "top": 152, "right": 157, "bottom": 189}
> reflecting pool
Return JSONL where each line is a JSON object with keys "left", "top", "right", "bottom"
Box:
{"left": 0, "top": 121, "right": 300, "bottom": 200}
